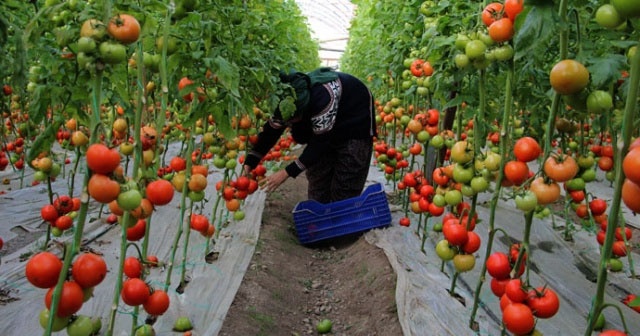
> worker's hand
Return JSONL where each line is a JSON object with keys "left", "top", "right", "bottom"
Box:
{"left": 242, "top": 164, "right": 252, "bottom": 177}
{"left": 260, "top": 169, "right": 289, "bottom": 193}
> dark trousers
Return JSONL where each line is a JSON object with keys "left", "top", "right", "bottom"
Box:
{"left": 305, "top": 138, "right": 373, "bottom": 203}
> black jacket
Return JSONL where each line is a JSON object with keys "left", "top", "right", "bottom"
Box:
{"left": 244, "top": 72, "right": 376, "bottom": 177}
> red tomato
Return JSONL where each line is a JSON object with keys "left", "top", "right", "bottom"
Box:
{"left": 589, "top": 198, "right": 607, "bottom": 216}
{"left": 124, "top": 256, "right": 143, "bottom": 278}
{"left": 72, "top": 253, "right": 108, "bottom": 288}
{"left": 442, "top": 220, "right": 468, "bottom": 246}
{"left": 623, "top": 148, "right": 640, "bottom": 184}
{"left": 143, "top": 290, "right": 170, "bottom": 316}
{"left": 490, "top": 277, "right": 510, "bottom": 297}
{"left": 526, "top": 287, "right": 560, "bottom": 318}
{"left": 26, "top": 252, "right": 63, "bottom": 289}
{"left": 146, "top": 179, "right": 174, "bottom": 206}
{"left": 86, "top": 144, "right": 120, "bottom": 174}
{"left": 486, "top": 252, "right": 512, "bottom": 280}
{"left": 121, "top": 278, "right": 150, "bottom": 306}
{"left": 45, "top": 281, "right": 84, "bottom": 317}
{"left": 504, "top": 0, "right": 524, "bottom": 22}
{"left": 505, "top": 278, "right": 528, "bottom": 303}
{"left": 513, "top": 137, "right": 542, "bottom": 162}
{"left": 622, "top": 179, "right": 640, "bottom": 213}
{"left": 502, "top": 303, "right": 535, "bottom": 335}
{"left": 461, "top": 231, "right": 481, "bottom": 254}
{"left": 127, "top": 219, "right": 147, "bottom": 241}
{"left": 504, "top": 160, "right": 529, "bottom": 185}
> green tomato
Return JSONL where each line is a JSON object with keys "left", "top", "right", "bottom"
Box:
{"left": 587, "top": 90, "right": 613, "bottom": 114}
{"left": 577, "top": 155, "right": 595, "bottom": 169}
{"left": 233, "top": 210, "right": 245, "bottom": 221}
{"left": 483, "top": 152, "right": 502, "bottom": 171}
{"left": 611, "top": 0, "right": 640, "bottom": 18}
{"left": 454, "top": 34, "right": 470, "bottom": 51}
{"left": 91, "top": 317, "right": 102, "bottom": 334}
{"left": 50, "top": 163, "right": 61, "bottom": 178}
{"left": 117, "top": 189, "right": 142, "bottom": 211}
{"left": 77, "top": 37, "right": 97, "bottom": 53}
{"left": 515, "top": 190, "right": 538, "bottom": 212}
{"left": 66, "top": 315, "right": 94, "bottom": 336}
{"left": 188, "top": 190, "right": 205, "bottom": 202}
{"left": 494, "top": 45, "right": 514, "bottom": 61}
{"left": 594, "top": 312, "right": 606, "bottom": 331}
{"left": 430, "top": 135, "right": 444, "bottom": 149}
{"left": 173, "top": 316, "right": 193, "bottom": 332}
{"left": 608, "top": 258, "right": 624, "bottom": 272}
{"left": 581, "top": 169, "right": 597, "bottom": 183}
{"left": 99, "top": 41, "right": 127, "bottom": 64}
{"left": 435, "top": 239, "right": 456, "bottom": 261}
{"left": 566, "top": 177, "right": 586, "bottom": 191}
{"left": 416, "top": 130, "right": 430, "bottom": 143}
{"left": 595, "top": 4, "right": 623, "bottom": 28}
{"left": 470, "top": 176, "right": 490, "bottom": 193}
{"left": 225, "top": 158, "right": 238, "bottom": 170}
{"left": 465, "top": 40, "right": 486, "bottom": 60}
{"left": 34, "top": 170, "right": 48, "bottom": 182}
{"left": 39, "top": 309, "right": 69, "bottom": 331}
{"left": 135, "top": 324, "right": 156, "bottom": 336}
{"left": 444, "top": 189, "right": 463, "bottom": 206}
{"left": 454, "top": 54, "right": 470, "bottom": 69}
{"left": 432, "top": 194, "right": 446, "bottom": 207}
{"left": 316, "top": 319, "right": 333, "bottom": 334}
{"left": 461, "top": 184, "right": 476, "bottom": 197}
{"left": 156, "top": 36, "right": 179, "bottom": 54}
{"left": 452, "top": 164, "right": 474, "bottom": 184}
{"left": 416, "top": 86, "right": 429, "bottom": 96}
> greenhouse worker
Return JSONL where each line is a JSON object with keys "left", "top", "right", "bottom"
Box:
{"left": 243, "top": 67, "right": 377, "bottom": 204}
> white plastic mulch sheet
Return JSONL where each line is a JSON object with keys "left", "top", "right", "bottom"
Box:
{"left": 0, "top": 145, "right": 265, "bottom": 335}
{"left": 364, "top": 165, "right": 640, "bottom": 336}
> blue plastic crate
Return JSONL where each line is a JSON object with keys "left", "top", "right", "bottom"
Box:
{"left": 292, "top": 183, "right": 392, "bottom": 244}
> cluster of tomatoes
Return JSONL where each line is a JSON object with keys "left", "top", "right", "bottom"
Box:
{"left": 168, "top": 155, "right": 209, "bottom": 202}
{"left": 434, "top": 203, "right": 481, "bottom": 273}
{"left": 486, "top": 244, "right": 561, "bottom": 335}
{"left": 40, "top": 195, "right": 81, "bottom": 236}
{"left": 373, "top": 141, "right": 410, "bottom": 182}
{"left": 398, "top": 170, "right": 444, "bottom": 226}
{"left": 452, "top": 0, "right": 523, "bottom": 70}
{"left": 25, "top": 251, "right": 107, "bottom": 334}
{"left": 398, "top": 58, "right": 434, "bottom": 96}
{"left": 2, "top": 137, "right": 25, "bottom": 170}
{"left": 76, "top": 13, "right": 141, "bottom": 71}
{"left": 121, "top": 263, "right": 170, "bottom": 317}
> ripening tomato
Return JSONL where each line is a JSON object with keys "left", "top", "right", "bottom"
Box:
{"left": 72, "top": 253, "right": 108, "bottom": 288}
{"left": 549, "top": 59, "right": 590, "bottom": 95}
{"left": 544, "top": 154, "right": 579, "bottom": 182}
{"left": 121, "top": 278, "right": 150, "bottom": 306}
{"left": 623, "top": 148, "right": 640, "bottom": 184}
{"left": 107, "top": 14, "right": 140, "bottom": 44}
{"left": 482, "top": 3, "right": 504, "bottom": 27}
{"left": 26, "top": 252, "right": 63, "bottom": 288}
{"left": 488, "top": 18, "right": 514, "bottom": 43}
{"left": 622, "top": 179, "right": 640, "bottom": 213}
{"left": 88, "top": 174, "right": 121, "bottom": 204}
{"left": 45, "top": 281, "right": 84, "bottom": 317}
{"left": 530, "top": 177, "right": 561, "bottom": 205}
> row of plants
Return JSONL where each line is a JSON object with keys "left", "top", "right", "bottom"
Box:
{"left": 0, "top": 0, "right": 320, "bottom": 335}
{"left": 342, "top": 0, "right": 639, "bottom": 335}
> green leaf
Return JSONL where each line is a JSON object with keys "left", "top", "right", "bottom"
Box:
{"left": 210, "top": 56, "right": 240, "bottom": 97}
{"left": 27, "top": 120, "right": 61, "bottom": 169}
{"left": 514, "top": 5, "right": 558, "bottom": 61}
{"left": 587, "top": 55, "right": 626, "bottom": 89}
{"left": 278, "top": 96, "right": 296, "bottom": 121}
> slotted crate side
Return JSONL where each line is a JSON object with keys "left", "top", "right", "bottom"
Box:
{"left": 293, "top": 183, "right": 391, "bottom": 244}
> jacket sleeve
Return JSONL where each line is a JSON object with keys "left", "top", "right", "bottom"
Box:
{"left": 244, "top": 118, "right": 286, "bottom": 170}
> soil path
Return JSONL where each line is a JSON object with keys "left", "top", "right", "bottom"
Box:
{"left": 219, "top": 173, "right": 402, "bottom": 336}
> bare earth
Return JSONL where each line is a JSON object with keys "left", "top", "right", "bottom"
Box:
{"left": 219, "top": 173, "right": 402, "bottom": 336}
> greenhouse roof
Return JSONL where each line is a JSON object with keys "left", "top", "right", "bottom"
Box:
{"left": 295, "top": 0, "right": 355, "bottom": 67}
